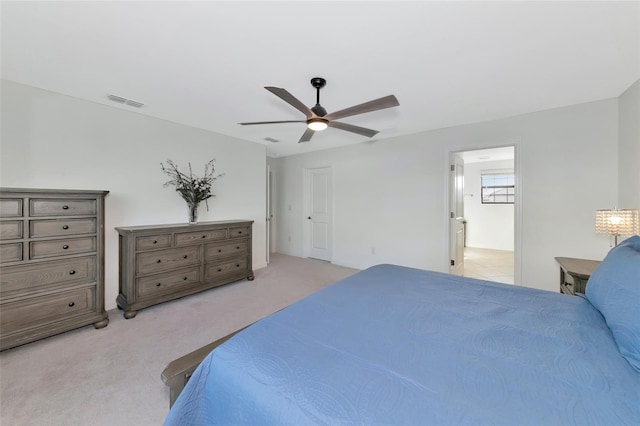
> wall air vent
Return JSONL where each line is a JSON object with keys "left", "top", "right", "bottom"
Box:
{"left": 107, "top": 94, "right": 144, "bottom": 108}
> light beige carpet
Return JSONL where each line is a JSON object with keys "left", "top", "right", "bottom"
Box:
{"left": 0, "top": 254, "right": 358, "bottom": 426}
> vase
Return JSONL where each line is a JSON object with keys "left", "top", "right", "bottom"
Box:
{"left": 188, "top": 203, "right": 199, "bottom": 224}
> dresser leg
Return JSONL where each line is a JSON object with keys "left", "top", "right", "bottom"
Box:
{"left": 123, "top": 310, "right": 138, "bottom": 319}
{"left": 93, "top": 318, "right": 109, "bottom": 329}
{"left": 247, "top": 274, "right": 255, "bottom": 281}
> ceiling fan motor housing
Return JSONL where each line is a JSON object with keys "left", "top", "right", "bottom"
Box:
{"left": 311, "top": 104, "right": 327, "bottom": 117}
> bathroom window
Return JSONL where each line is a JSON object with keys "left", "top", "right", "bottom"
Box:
{"left": 481, "top": 171, "right": 515, "bottom": 204}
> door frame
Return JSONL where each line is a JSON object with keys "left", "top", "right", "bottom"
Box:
{"left": 446, "top": 145, "right": 522, "bottom": 285}
{"left": 302, "top": 166, "right": 333, "bottom": 261}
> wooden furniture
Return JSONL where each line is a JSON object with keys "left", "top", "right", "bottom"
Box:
{"left": 555, "top": 256, "right": 601, "bottom": 295}
{"left": 115, "top": 220, "right": 254, "bottom": 319}
{"left": 0, "top": 188, "right": 109, "bottom": 351}
{"left": 162, "top": 324, "right": 252, "bottom": 407}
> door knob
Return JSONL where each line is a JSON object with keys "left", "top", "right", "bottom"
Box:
{"left": 307, "top": 216, "right": 312, "bottom": 220}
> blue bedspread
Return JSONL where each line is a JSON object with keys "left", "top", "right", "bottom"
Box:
{"left": 165, "top": 265, "right": 640, "bottom": 425}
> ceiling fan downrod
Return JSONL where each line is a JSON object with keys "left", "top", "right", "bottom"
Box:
{"left": 310, "top": 77, "right": 327, "bottom": 117}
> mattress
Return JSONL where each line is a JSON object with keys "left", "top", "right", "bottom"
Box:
{"left": 165, "top": 264, "right": 640, "bottom": 425}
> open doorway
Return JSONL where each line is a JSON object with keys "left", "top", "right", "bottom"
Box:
{"left": 450, "top": 146, "right": 516, "bottom": 284}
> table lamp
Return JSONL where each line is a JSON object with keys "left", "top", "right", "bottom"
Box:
{"left": 595, "top": 208, "right": 639, "bottom": 246}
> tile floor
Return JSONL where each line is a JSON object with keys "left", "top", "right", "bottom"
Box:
{"left": 463, "top": 246, "right": 514, "bottom": 284}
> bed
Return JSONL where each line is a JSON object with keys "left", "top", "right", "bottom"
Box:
{"left": 163, "top": 236, "right": 640, "bottom": 425}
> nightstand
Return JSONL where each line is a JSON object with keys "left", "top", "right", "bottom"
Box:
{"left": 554, "top": 257, "right": 601, "bottom": 295}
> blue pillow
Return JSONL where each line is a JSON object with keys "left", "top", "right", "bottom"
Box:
{"left": 586, "top": 235, "right": 640, "bottom": 372}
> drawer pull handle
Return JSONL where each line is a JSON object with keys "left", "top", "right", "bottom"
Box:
{"left": 62, "top": 205, "right": 69, "bottom": 210}
{"left": 236, "top": 264, "right": 240, "bottom": 268}
{"left": 69, "top": 270, "right": 76, "bottom": 275}
{"left": 201, "top": 235, "right": 207, "bottom": 239}
{"left": 62, "top": 245, "right": 69, "bottom": 250}
{"left": 236, "top": 246, "right": 240, "bottom": 250}
{"left": 183, "top": 277, "right": 188, "bottom": 281}
{"left": 218, "top": 249, "right": 222, "bottom": 253}
{"left": 217, "top": 268, "right": 222, "bottom": 272}
{"left": 237, "top": 231, "right": 243, "bottom": 235}
{"left": 153, "top": 240, "right": 157, "bottom": 244}
{"left": 68, "top": 302, "right": 75, "bottom": 307}
{"left": 62, "top": 225, "right": 69, "bottom": 230}
{"left": 156, "top": 259, "right": 161, "bottom": 263}
{"left": 183, "top": 255, "right": 188, "bottom": 259}
{"left": 156, "top": 283, "right": 162, "bottom": 287}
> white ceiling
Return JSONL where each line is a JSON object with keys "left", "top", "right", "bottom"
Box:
{"left": 2, "top": 1, "right": 638, "bottom": 158}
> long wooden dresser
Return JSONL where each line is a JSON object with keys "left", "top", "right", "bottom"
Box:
{"left": 0, "top": 188, "right": 109, "bottom": 351}
{"left": 115, "top": 220, "right": 254, "bottom": 319}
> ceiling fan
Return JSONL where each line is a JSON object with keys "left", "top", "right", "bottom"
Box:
{"left": 239, "top": 77, "right": 399, "bottom": 143}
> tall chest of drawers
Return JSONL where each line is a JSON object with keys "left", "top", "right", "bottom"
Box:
{"left": 0, "top": 188, "right": 109, "bottom": 351}
{"left": 115, "top": 220, "right": 254, "bottom": 319}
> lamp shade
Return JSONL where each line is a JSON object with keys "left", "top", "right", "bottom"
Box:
{"left": 307, "top": 118, "right": 328, "bottom": 131}
{"left": 595, "top": 208, "right": 639, "bottom": 243}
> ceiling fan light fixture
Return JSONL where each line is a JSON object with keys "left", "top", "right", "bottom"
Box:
{"left": 307, "top": 118, "right": 328, "bottom": 131}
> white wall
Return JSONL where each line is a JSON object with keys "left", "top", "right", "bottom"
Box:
{"left": 618, "top": 79, "right": 640, "bottom": 209}
{"left": 463, "top": 159, "right": 514, "bottom": 251}
{"left": 0, "top": 80, "right": 267, "bottom": 311}
{"left": 272, "top": 98, "right": 619, "bottom": 293}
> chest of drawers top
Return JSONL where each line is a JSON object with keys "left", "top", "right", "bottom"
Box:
{"left": 115, "top": 220, "right": 252, "bottom": 244}
{"left": 0, "top": 188, "right": 108, "bottom": 221}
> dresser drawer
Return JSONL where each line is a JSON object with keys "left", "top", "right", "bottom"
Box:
{"left": 175, "top": 229, "right": 227, "bottom": 246}
{"left": 0, "top": 256, "right": 95, "bottom": 298}
{"left": 229, "top": 226, "right": 250, "bottom": 239}
{"left": 205, "top": 241, "right": 248, "bottom": 262}
{"left": 0, "top": 221, "right": 23, "bottom": 239}
{"left": 30, "top": 237, "right": 96, "bottom": 259}
{"left": 136, "top": 267, "right": 201, "bottom": 298}
{"left": 1, "top": 287, "right": 96, "bottom": 334}
{"left": 1, "top": 243, "right": 23, "bottom": 264}
{"left": 30, "top": 199, "right": 96, "bottom": 217}
{"left": 136, "top": 246, "right": 200, "bottom": 275}
{"left": 30, "top": 218, "right": 96, "bottom": 238}
{"left": 205, "top": 258, "right": 248, "bottom": 280}
{"left": 136, "top": 234, "right": 171, "bottom": 251}
{"left": 0, "top": 199, "right": 23, "bottom": 218}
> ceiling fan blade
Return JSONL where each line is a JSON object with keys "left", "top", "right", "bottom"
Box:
{"left": 328, "top": 121, "right": 379, "bottom": 138}
{"left": 324, "top": 95, "right": 399, "bottom": 121}
{"left": 239, "top": 120, "right": 305, "bottom": 125}
{"left": 265, "top": 87, "right": 314, "bottom": 118}
{"left": 298, "top": 127, "right": 315, "bottom": 143}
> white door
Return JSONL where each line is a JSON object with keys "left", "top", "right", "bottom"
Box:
{"left": 306, "top": 167, "right": 332, "bottom": 261}
{"left": 266, "top": 166, "right": 272, "bottom": 264}
{"left": 449, "top": 154, "right": 465, "bottom": 275}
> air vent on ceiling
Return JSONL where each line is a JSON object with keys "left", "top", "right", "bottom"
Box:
{"left": 107, "top": 94, "right": 144, "bottom": 108}
{"left": 264, "top": 137, "right": 280, "bottom": 143}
